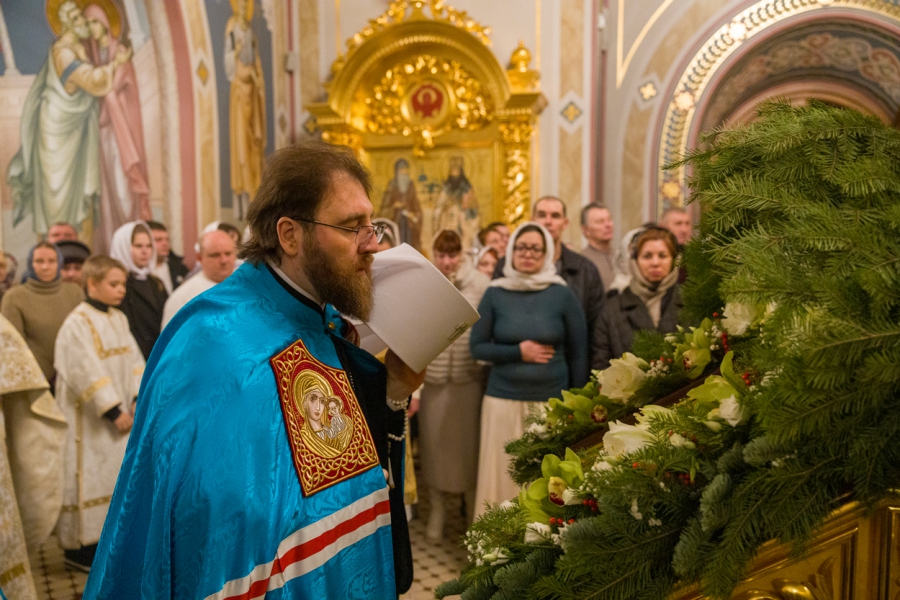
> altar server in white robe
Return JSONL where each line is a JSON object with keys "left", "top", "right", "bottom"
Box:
{"left": 0, "top": 314, "right": 64, "bottom": 600}
{"left": 54, "top": 255, "right": 144, "bottom": 571}
{"left": 161, "top": 229, "right": 236, "bottom": 328}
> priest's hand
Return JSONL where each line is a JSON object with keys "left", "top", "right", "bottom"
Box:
{"left": 520, "top": 340, "right": 555, "bottom": 364}
{"left": 113, "top": 412, "right": 134, "bottom": 434}
{"left": 385, "top": 349, "right": 425, "bottom": 404}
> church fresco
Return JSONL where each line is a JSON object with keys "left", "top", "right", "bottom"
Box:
{"left": 0, "top": 0, "right": 278, "bottom": 269}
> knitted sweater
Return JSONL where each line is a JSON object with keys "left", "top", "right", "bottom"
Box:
{"left": 470, "top": 285, "right": 589, "bottom": 401}
{"left": 0, "top": 278, "right": 84, "bottom": 381}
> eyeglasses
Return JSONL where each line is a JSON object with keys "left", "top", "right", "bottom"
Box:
{"left": 513, "top": 244, "right": 545, "bottom": 257}
{"left": 297, "top": 219, "right": 387, "bottom": 245}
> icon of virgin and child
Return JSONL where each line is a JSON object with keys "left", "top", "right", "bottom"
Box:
{"left": 294, "top": 371, "right": 354, "bottom": 459}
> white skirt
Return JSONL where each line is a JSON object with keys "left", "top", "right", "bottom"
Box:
{"left": 473, "top": 395, "right": 543, "bottom": 519}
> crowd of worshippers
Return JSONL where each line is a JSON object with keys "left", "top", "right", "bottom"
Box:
{"left": 0, "top": 218, "right": 239, "bottom": 571}
{"left": 0, "top": 194, "right": 693, "bottom": 570}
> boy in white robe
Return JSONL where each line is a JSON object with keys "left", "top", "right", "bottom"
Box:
{"left": 54, "top": 256, "right": 144, "bottom": 572}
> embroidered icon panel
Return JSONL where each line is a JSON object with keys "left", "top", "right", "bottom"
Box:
{"left": 271, "top": 339, "right": 380, "bottom": 496}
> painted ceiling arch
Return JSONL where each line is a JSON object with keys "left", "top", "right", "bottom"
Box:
{"left": 653, "top": 0, "right": 900, "bottom": 218}
{"left": 698, "top": 20, "right": 900, "bottom": 133}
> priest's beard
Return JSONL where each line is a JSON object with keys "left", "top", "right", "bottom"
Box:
{"left": 302, "top": 236, "right": 375, "bottom": 321}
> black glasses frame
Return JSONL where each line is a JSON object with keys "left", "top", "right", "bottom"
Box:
{"left": 297, "top": 219, "right": 387, "bottom": 245}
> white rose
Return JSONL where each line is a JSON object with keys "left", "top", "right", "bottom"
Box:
{"left": 524, "top": 522, "right": 552, "bottom": 544}
{"left": 721, "top": 302, "right": 759, "bottom": 335}
{"left": 604, "top": 420, "right": 655, "bottom": 458}
{"left": 718, "top": 394, "right": 746, "bottom": 426}
{"left": 597, "top": 353, "right": 648, "bottom": 402}
{"left": 669, "top": 432, "right": 687, "bottom": 447}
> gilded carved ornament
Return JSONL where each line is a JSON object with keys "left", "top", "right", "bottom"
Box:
{"left": 364, "top": 54, "right": 494, "bottom": 154}
{"left": 336, "top": 0, "right": 493, "bottom": 69}
{"left": 308, "top": 0, "right": 544, "bottom": 226}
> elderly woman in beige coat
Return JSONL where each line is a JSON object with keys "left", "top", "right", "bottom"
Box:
{"left": 420, "top": 230, "right": 490, "bottom": 541}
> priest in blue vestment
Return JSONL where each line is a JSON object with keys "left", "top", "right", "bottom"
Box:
{"left": 83, "top": 141, "right": 422, "bottom": 599}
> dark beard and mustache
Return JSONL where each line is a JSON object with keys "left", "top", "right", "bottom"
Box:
{"left": 302, "top": 235, "right": 375, "bottom": 321}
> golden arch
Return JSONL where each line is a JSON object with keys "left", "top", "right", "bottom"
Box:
{"left": 308, "top": 1, "right": 545, "bottom": 228}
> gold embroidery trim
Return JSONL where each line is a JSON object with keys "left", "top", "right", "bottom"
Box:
{"left": 60, "top": 494, "right": 113, "bottom": 513}
{"left": 271, "top": 339, "right": 380, "bottom": 497}
{"left": 133, "top": 366, "right": 144, "bottom": 376}
{"left": 0, "top": 562, "right": 26, "bottom": 587}
{"left": 77, "top": 377, "right": 112, "bottom": 405}
{"left": 81, "top": 310, "right": 131, "bottom": 359}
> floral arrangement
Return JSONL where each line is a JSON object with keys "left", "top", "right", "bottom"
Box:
{"left": 505, "top": 314, "right": 732, "bottom": 486}
{"left": 438, "top": 102, "right": 900, "bottom": 600}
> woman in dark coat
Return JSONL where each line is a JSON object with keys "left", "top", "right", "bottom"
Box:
{"left": 592, "top": 226, "right": 682, "bottom": 369}
{"left": 110, "top": 221, "right": 168, "bottom": 360}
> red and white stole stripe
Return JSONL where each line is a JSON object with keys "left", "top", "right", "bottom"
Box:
{"left": 204, "top": 488, "right": 392, "bottom": 600}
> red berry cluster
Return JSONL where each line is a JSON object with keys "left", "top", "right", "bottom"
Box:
{"left": 581, "top": 498, "right": 598, "bottom": 513}
{"left": 657, "top": 356, "right": 674, "bottom": 364}
{"left": 549, "top": 516, "right": 577, "bottom": 526}
{"left": 741, "top": 371, "right": 752, "bottom": 386}
{"left": 663, "top": 472, "right": 695, "bottom": 485}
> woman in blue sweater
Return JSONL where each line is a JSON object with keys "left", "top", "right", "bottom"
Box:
{"left": 470, "top": 222, "right": 588, "bottom": 515}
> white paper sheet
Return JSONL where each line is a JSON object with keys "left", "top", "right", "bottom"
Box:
{"left": 365, "top": 243, "right": 480, "bottom": 372}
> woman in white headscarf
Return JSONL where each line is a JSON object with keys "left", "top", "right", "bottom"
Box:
{"left": 469, "top": 222, "right": 588, "bottom": 516}
{"left": 419, "top": 230, "right": 490, "bottom": 541}
{"left": 110, "top": 221, "right": 168, "bottom": 360}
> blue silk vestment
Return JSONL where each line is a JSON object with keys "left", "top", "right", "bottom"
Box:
{"left": 83, "top": 262, "right": 409, "bottom": 599}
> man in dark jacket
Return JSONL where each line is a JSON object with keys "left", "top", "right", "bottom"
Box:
{"left": 493, "top": 196, "right": 604, "bottom": 365}
{"left": 148, "top": 220, "right": 189, "bottom": 293}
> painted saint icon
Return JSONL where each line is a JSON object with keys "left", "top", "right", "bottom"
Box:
{"left": 294, "top": 370, "right": 353, "bottom": 458}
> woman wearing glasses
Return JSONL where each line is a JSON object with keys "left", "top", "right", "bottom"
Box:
{"left": 592, "top": 226, "right": 682, "bottom": 369}
{"left": 469, "top": 222, "right": 588, "bottom": 516}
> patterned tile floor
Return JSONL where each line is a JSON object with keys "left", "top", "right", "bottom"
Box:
{"left": 29, "top": 482, "right": 466, "bottom": 600}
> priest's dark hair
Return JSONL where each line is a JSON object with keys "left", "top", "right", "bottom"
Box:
{"left": 240, "top": 140, "right": 373, "bottom": 265}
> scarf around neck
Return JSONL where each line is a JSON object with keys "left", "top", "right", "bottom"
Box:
{"left": 490, "top": 221, "right": 567, "bottom": 292}
{"left": 627, "top": 258, "right": 678, "bottom": 327}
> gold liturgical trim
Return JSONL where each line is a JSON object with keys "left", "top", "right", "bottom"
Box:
{"left": 82, "top": 312, "right": 131, "bottom": 359}
{"left": 60, "top": 494, "right": 113, "bottom": 513}
{"left": 271, "top": 339, "right": 379, "bottom": 496}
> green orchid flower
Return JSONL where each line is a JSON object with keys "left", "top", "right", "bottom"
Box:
{"left": 518, "top": 448, "right": 585, "bottom": 523}
{"left": 673, "top": 318, "right": 716, "bottom": 378}
{"left": 546, "top": 384, "right": 611, "bottom": 426}
{"left": 686, "top": 352, "right": 748, "bottom": 418}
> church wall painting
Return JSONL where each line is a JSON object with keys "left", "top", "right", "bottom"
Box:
{"left": 0, "top": 0, "right": 165, "bottom": 264}
{"left": 207, "top": 0, "right": 275, "bottom": 219}
{"left": 0, "top": 0, "right": 283, "bottom": 269}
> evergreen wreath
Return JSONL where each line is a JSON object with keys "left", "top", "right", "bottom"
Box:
{"left": 438, "top": 100, "right": 900, "bottom": 600}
